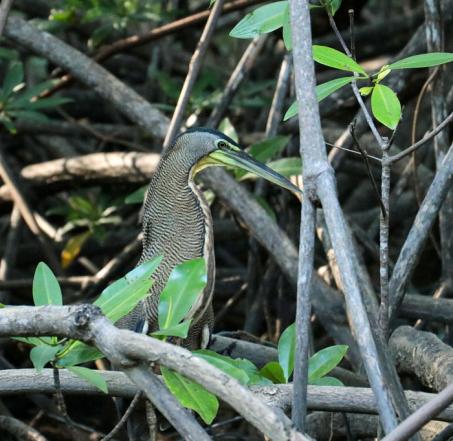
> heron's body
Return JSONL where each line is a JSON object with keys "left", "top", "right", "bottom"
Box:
{"left": 121, "top": 128, "right": 300, "bottom": 349}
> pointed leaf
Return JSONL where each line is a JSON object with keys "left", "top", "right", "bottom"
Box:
{"left": 308, "top": 345, "right": 348, "bottom": 381}
{"left": 30, "top": 345, "right": 61, "bottom": 371}
{"left": 278, "top": 322, "right": 295, "bottom": 382}
{"left": 193, "top": 350, "right": 250, "bottom": 385}
{"left": 266, "top": 157, "right": 302, "bottom": 178}
{"left": 124, "top": 185, "right": 147, "bottom": 204}
{"left": 325, "top": 0, "right": 342, "bottom": 15}
{"left": 2, "top": 62, "right": 24, "bottom": 99}
{"left": 57, "top": 342, "right": 103, "bottom": 367}
{"left": 229, "top": 1, "right": 288, "bottom": 39}
{"left": 67, "top": 366, "right": 108, "bottom": 393}
{"left": 161, "top": 367, "right": 218, "bottom": 424}
{"left": 94, "top": 257, "right": 161, "bottom": 323}
{"left": 26, "top": 96, "right": 72, "bottom": 110}
{"left": 313, "top": 45, "right": 367, "bottom": 75}
{"left": 283, "top": 100, "right": 298, "bottom": 121}
{"left": 235, "top": 135, "right": 290, "bottom": 179}
{"left": 282, "top": 4, "right": 292, "bottom": 50}
{"left": 8, "top": 110, "right": 49, "bottom": 123}
{"left": 61, "top": 230, "right": 92, "bottom": 269}
{"left": 158, "top": 258, "right": 207, "bottom": 330}
{"left": 316, "top": 76, "right": 354, "bottom": 101}
{"left": 310, "top": 376, "right": 344, "bottom": 386}
{"left": 260, "top": 361, "right": 286, "bottom": 384}
{"left": 9, "top": 80, "right": 56, "bottom": 107}
{"left": 231, "top": 358, "right": 273, "bottom": 385}
{"left": 33, "top": 262, "right": 62, "bottom": 306}
{"left": 151, "top": 320, "right": 191, "bottom": 338}
{"left": 219, "top": 118, "right": 238, "bottom": 142}
{"left": 371, "top": 84, "right": 401, "bottom": 129}
{"left": 388, "top": 52, "right": 453, "bottom": 70}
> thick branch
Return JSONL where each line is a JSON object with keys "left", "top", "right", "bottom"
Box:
{"left": 0, "top": 305, "right": 307, "bottom": 441}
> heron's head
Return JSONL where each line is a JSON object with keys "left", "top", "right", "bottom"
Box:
{"left": 173, "top": 127, "right": 301, "bottom": 194}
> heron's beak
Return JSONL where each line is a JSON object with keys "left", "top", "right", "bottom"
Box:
{"left": 208, "top": 148, "right": 302, "bottom": 195}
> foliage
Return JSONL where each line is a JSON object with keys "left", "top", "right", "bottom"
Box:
{"left": 49, "top": 192, "right": 122, "bottom": 268}
{"left": 48, "top": 0, "right": 164, "bottom": 47}
{"left": 151, "top": 259, "right": 348, "bottom": 422}
{"left": 0, "top": 61, "right": 71, "bottom": 133}
{"left": 14, "top": 258, "right": 161, "bottom": 392}
{"left": 229, "top": 2, "right": 453, "bottom": 130}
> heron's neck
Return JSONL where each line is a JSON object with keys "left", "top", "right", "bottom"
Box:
{"left": 140, "top": 151, "right": 212, "bottom": 276}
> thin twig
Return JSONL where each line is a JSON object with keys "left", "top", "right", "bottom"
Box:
{"left": 207, "top": 35, "right": 267, "bottom": 128}
{"left": 0, "top": 150, "right": 62, "bottom": 274}
{"left": 101, "top": 392, "right": 142, "bottom": 441}
{"left": 389, "top": 110, "right": 453, "bottom": 163}
{"left": 390, "top": 141, "right": 453, "bottom": 320}
{"left": 163, "top": 0, "right": 226, "bottom": 148}
{"left": 381, "top": 383, "right": 453, "bottom": 441}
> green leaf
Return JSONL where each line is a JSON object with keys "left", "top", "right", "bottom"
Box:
{"left": 284, "top": 76, "right": 354, "bottom": 120}
{"left": 388, "top": 52, "right": 453, "bottom": 70}
{"left": 359, "top": 86, "right": 373, "bottom": 96}
{"left": 30, "top": 345, "right": 61, "bottom": 371}
{"left": 282, "top": 4, "right": 292, "bottom": 50}
{"left": 124, "top": 185, "right": 147, "bottom": 204}
{"left": 310, "top": 376, "right": 344, "bottom": 386}
{"left": 240, "top": 157, "right": 301, "bottom": 181}
{"left": 316, "top": 76, "right": 354, "bottom": 101}
{"left": 67, "top": 366, "right": 108, "bottom": 393}
{"left": 151, "top": 320, "right": 191, "bottom": 338}
{"left": 260, "top": 361, "right": 286, "bottom": 384}
{"left": 249, "top": 135, "right": 290, "bottom": 163}
{"left": 33, "top": 262, "right": 63, "bottom": 306}
{"left": 2, "top": 62, "right": 24, "bottom": 99}
{"left": 8, "top": 80, "right": 56, "bottom": 107}
{"left": 312, "top": 45, "right": 367, "bottom": 75}
{"left": 254, "top": 195, "right": 277, "bottom": 221}
{"left": 325, "top": 0, "right": 342, "bottom": 15}
{"left": 193, "top": 350, "right": 250, "bottom": 385}
{"left": 94, "top": 257, "right": 162, "bottom": 323}
{"left": 278, "top": 323, "right": 295, "bottom": 382}
{"left": 8, "top": 110, "right": 49, "bottom": 123}
{"left": 25, "top": 96, "right": 72, "bottom": 110}
{"left": 231, "top": 358, "right": 273, "bottom": 385}
{"left": 218, "top": 118, "right": 238, "bottom": 143}
{"left": 57, "top": 342, "right": 103, "bottom": 367}
{"left": 371, "top": 84, "right": 401, "bottom": 130}
{"left": 236, "top": 135, "right": 290, "bottom": 179}
{"left": 229, "top": 1, "right": 288, "bottom": 39}
{"left": 161, "top": 367, "right": 218, "bottom": 424}
{"left": 283, "top": 100, "right": 298, "bottom": 121}
{"left": 308, "top": 345, "right": 348, "bottom": 382}
{"left": 267, "top": 157, "right": 302, "bottom": 177}
{"left": 158, "top": 258, "right": 207, "bottom": 330}
{"left": 13, "top": 336, "right": 53, "bottom": 346}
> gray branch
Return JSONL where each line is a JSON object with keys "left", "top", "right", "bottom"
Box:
{"left": 0, "top": 305, "right": 308, "bottom": 441}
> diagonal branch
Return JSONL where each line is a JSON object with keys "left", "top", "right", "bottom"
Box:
{"left": 0, "top": 305, "right": 309, "bottom": 441}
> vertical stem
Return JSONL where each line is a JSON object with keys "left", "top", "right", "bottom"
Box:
{"left": 379, "top": 151, "right": 391, "bottom": 336}
{"left": 292, "top": 197, "right": 315, "bottom": 430}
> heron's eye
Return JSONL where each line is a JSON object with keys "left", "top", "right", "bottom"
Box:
{"left": 217, "top": 141, "right": 228, "bottom": 149}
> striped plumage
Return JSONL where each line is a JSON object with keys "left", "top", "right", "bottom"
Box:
{"left": 120, "top": 128, "right": 239, "bottom": 347}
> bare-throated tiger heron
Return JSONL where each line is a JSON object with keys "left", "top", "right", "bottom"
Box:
{"left": 120, "top": 127, "right": 300, "bottom": 348}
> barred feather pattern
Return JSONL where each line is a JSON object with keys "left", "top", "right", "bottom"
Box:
{"left": 118, "top": 131, "right": 220, "bottom": 348}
